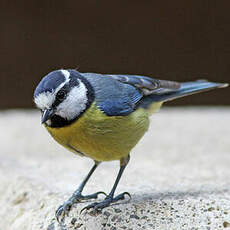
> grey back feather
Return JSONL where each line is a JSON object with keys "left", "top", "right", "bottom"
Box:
{"left": 107, "top": 74, "right": 180, "bottom": 95}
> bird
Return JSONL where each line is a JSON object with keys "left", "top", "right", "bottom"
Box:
{"left": 34, "top": 69, "right": 228, "bottom": 222}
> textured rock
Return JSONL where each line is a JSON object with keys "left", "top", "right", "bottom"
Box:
{"left": 0, "top": 108, "right": 230, "bottom": 230}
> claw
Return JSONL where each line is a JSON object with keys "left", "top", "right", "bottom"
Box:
{"left": 81, "top": 192, "right": 131, "bottom": 213}
{"left": 113, "top": 192, "right": 131, "bottom": 202}
{"left": 56, "top": 200, "right": 73, "bottom": 223}
{"left": 80, "top": 202, "right": 99, "bottom": 214}
{"left": 83, "top": 191, "right": 107, "bottom": 200}
{"left": 97, "top": 191, "right": 107, "bottom": 196}
{"left": 55, "top": 191, "right": 107, "bottom": 222}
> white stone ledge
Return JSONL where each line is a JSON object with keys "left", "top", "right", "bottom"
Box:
{"left": 0, "top": 108, "right": 230, "bottom": 230}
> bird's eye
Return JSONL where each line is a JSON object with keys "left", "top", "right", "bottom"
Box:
{"left": 56, "top": 90, "right": 66, "bottom": 101}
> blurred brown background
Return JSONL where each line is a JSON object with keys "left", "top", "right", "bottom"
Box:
{"left": 0, "top": 0, "right": 229, "bottom": 108}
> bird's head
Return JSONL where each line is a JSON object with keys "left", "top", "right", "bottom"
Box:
{"left": 34, "top": 69, "right": 94, "bottom": 127}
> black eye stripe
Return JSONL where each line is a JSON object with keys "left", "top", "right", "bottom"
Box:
{"left": 52, "top": 79, "right": 80, "bottom": 107}
{"left": 56, "top": 90, "right": 66, "bottom": 100}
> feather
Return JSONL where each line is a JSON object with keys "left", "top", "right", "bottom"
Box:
{"left": 108, "top": 74, "right": 180, "bottom": 95}
{"left": 81, "top": 72, "right": 228, "bottom": 116}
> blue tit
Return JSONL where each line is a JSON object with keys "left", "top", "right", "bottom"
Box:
{"left": 33, "top": 69, "right": 228, "bottom": 221}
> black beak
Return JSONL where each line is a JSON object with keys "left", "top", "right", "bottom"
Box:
{"left": 41, "top": 109, "right": 54, "bottom": 124}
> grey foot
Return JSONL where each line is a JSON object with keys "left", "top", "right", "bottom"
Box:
{"left": 81, "top": 192, "right": 131, "bottom": 213}
{"left": 56, "top": 191, "right": 106, "bottom": 222}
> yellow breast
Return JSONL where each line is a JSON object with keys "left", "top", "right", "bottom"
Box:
{"left": 45, "top": 103, "right": 158, "bottom": 162}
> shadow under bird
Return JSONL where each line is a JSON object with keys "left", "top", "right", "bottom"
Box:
{"left": 33, "top": 69, "right": 228, "bottom": 222}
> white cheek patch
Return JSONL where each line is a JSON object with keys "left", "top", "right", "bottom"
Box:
{"left": 34, "top": 91, "right": 55, "bottom": 110}
{"left": 56, "top": 80, "right": 88, "bottom": 120}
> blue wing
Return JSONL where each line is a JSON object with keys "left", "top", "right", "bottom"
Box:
{"left": 81, "top": 72, "right": 227, "bottom": 116}
{"left": 81, "top": 73, "right": 143, "bottom": 116}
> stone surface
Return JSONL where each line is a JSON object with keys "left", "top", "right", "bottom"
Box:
{"left": 0, "top": 107, "right": 230, "bottom": 230}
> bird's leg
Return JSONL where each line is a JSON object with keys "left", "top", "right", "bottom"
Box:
{"left": 56, "top": 161, "right": 106, "bottom": 222}
{"left": 81, "top": 155, "right": 131, "bottom": 212}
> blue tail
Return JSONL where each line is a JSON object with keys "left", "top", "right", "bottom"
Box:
{"left": 147, "top": 80, "right": 228, "bottom": 102}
